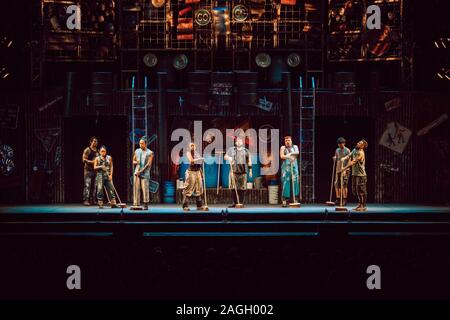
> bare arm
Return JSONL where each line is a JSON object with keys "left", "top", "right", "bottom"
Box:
{"left": 93, "top": 157, "right": 102, "bottom": 170}
{"left": 82, "top": 148, "right": 94, "bottom": 165}
{"left": 140, "top": 152, "right": 154, "bottom": 172}
{"left": 109, "top": 157, "right": 113, "bottom": 180}
{"left": 280, "top": 146, "right": 288, "bottom": 160}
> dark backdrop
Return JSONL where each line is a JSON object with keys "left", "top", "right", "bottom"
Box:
{"left": 64, "top": 116, "right": 128, "bottom": 203}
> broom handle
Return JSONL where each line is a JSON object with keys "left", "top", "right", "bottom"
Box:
{"left": 329, "top": 158, "right": 336, "bottom": 202}
{"left": 229, "top": 161, "right": 241, "bottom": 204}
{"left": 104, "top": 185, "right": 111, "bottom": 204}
{"left": 290, "top": 161, "right": 296, "bottom": 203}
{"left": 340, "top": 160, "right": 344, "bottom": 207}
{"left": 111, "top": 181, "right": 123, "bottom": 204}
{"left": 202, "top": 161, "right": 208, "bottom": 207}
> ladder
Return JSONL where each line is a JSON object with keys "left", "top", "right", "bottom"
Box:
{"left": 131, "top": 76, "right": 149, "bottom": 178}
{"left": 299, "top": 76, "right": 316, "bottom": 203}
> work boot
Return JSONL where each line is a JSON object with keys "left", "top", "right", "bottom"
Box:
{"left": 282, "top": 199, "right": 288, "bottom": 207}
{"left": 357, "top": 195, "right": 367, "bottom": 211}
{"left": 228, "top": 203, "right": 236, "bottom": 208}
{"left": 353, "top": 196, "right": 363, "bottom": 211}
{"left": 196, "top": 196, "right": 203, "bottom": 210}
{"left": 182, "top": 196, "right": 189, "bottom": 211}
{"left": 239, "top": 190, "right": 245, "bottom": 205}
{"left": 110, "top": 199, "right": 118, "bottom": 208}
{"left": 143, "top": 203, "right": 149, "bottom": 210}
{"left": 98, "top": 200, "right": 104, "bottom": 209}
{"left": 83, "top": 200, "right": 90, "bottom": 206}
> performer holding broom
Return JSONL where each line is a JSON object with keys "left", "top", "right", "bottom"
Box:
{"left": 93, "top": 145, "right": 117, "bottom": 209}
{"left": 225, "top": 136, "right": 252, "bottom": 208}
{"left": 132, "top": 137, "right": 154, "bottom": 210}
{"left": 341, "top": 139, "right": 369, "bottom": 212}
{"left": 333, "top": 137, "right": 351, "bottom": 206}
{"left": 280, "top": 136, "right": 300, "bottom": 207}
{"left": 182, "top": 142, "right": 208, "bottom": 212}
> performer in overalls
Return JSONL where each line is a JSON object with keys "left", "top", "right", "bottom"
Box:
{"left": 181, "top": 142, "right": 207, "bottom": 211}
{"left": 133, "top": 137, "right": 154, "bottom": 210}
{"left": 93, "top": 145, "right": 117, "bottom": 209}
{"left": 280, "top": 136, "right": 300, "bottom": 207}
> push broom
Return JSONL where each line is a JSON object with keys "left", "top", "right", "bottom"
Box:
{"left": 288, "top": 162, "right": 301, "bottom": 208}
{"left": 229, "top": 162, "right": 244, "bottom": 208}
{"left": 326, "top": 158, "right": 336, "bottom": 206}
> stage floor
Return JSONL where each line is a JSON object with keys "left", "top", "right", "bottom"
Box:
{"left": 1, "top": 203, "right": 450, "bottom": 236}
{"left": 1, "top": 203, "right": 450, "bottom": 216}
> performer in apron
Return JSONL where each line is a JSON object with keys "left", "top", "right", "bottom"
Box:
{"left": 181, "top": 143, "right": 207, "bottom": 211}
{"left": 93, "top": 145, "right": 117, "bottom": 209}
{"left": 280, "top": 136, "right": 300, "bottom": 207}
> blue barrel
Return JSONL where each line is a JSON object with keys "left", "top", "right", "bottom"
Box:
{"left": 247, "top": 153, "right": 260, "bottom": 183}
{"left": 163, "top": 196, "right": 175, "bottom": 204}
{"left": 179, "top": 157, "right": 190, "bottom": 181}
{"left": 204, "top": 155, "right": 218, "bottom": 188}
{"left": 220, "top": 158, "right": 231, "bottom": 188}
{"left": 163, "top": 181, "right": 176, "bottom": 203}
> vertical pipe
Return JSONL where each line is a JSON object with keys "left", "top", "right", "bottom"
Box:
{"left": 282, "top": 72, "right": 292, "bottom": 136}
{"left": 157, "top": 72, "right": 168, "bottom": 187}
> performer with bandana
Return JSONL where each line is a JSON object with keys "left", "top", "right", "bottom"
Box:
{"left": 181, "top": 142, "right": 208, "bottom": 211}
{"left": 224, "top": 136, "right": 252, "bottom": 208}
{"left": 93, "top": 145, "right": 117, "bottom": 209}
{"left": 280, "top": 136, "right": 300, "bottom": 207}
{"left": 133, "top": 137, "right": 154, "bottom": 210}
{"left": 82, "top": 136, "right": 98, "bottom": 206}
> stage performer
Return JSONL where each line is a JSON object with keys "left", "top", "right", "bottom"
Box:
{"left": 133, "top": 137, "right": 154, "bottom": 210}
{"left": 224, "top": 136, "right": 252, "bottom": 208}
{"left": 181, "top": 142, "right": 207, "bottom": 211}
{"left": 280, "top": 136, "right": 300, "bottom": 207}
{"left": 82, "top": 136, "right": 99, "bottom": 206}
{"left": 333, "top": 137, "right": 351, "bottom": 206}
{"left": 93, "top": 145, "right": 117, "bottom": 209}
{"left": 342, "top": 139, "right": 368, "bottom": 211}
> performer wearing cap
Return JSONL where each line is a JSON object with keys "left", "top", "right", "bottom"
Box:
{"left": 280, "top": 136, "right": 300, "bottom": 207}
{"left": 333, "top": 137, "right": 351, "bottom": 206}
{"left": 181, "top": 142, "right": 207, "bottom": 211}
{"left": 93, "top": 145, "right": 117, "bottom": 209}
{"left": 133, "top": 137, "right": 154, "bottom": 210}
{"left": 224, "top": 136, "right": 252, "bottom": 208}
{"left": 342, "top": 139, "right": 369, "bottom": 211}
{"left": 82, "top": 136, "right": 99, "bottom": 206}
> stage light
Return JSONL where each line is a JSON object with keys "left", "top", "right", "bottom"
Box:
{"left": 434, "top": 41, "right": 439, "bottom": 48}
{"left": 143, "top": 53, "right": 158, "bottom": 67}
{"left": 437, "top": 72, "right": 444, "bottom": 79}
{"left": 255, "top": 53, "right": 271, "bottom": 68}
